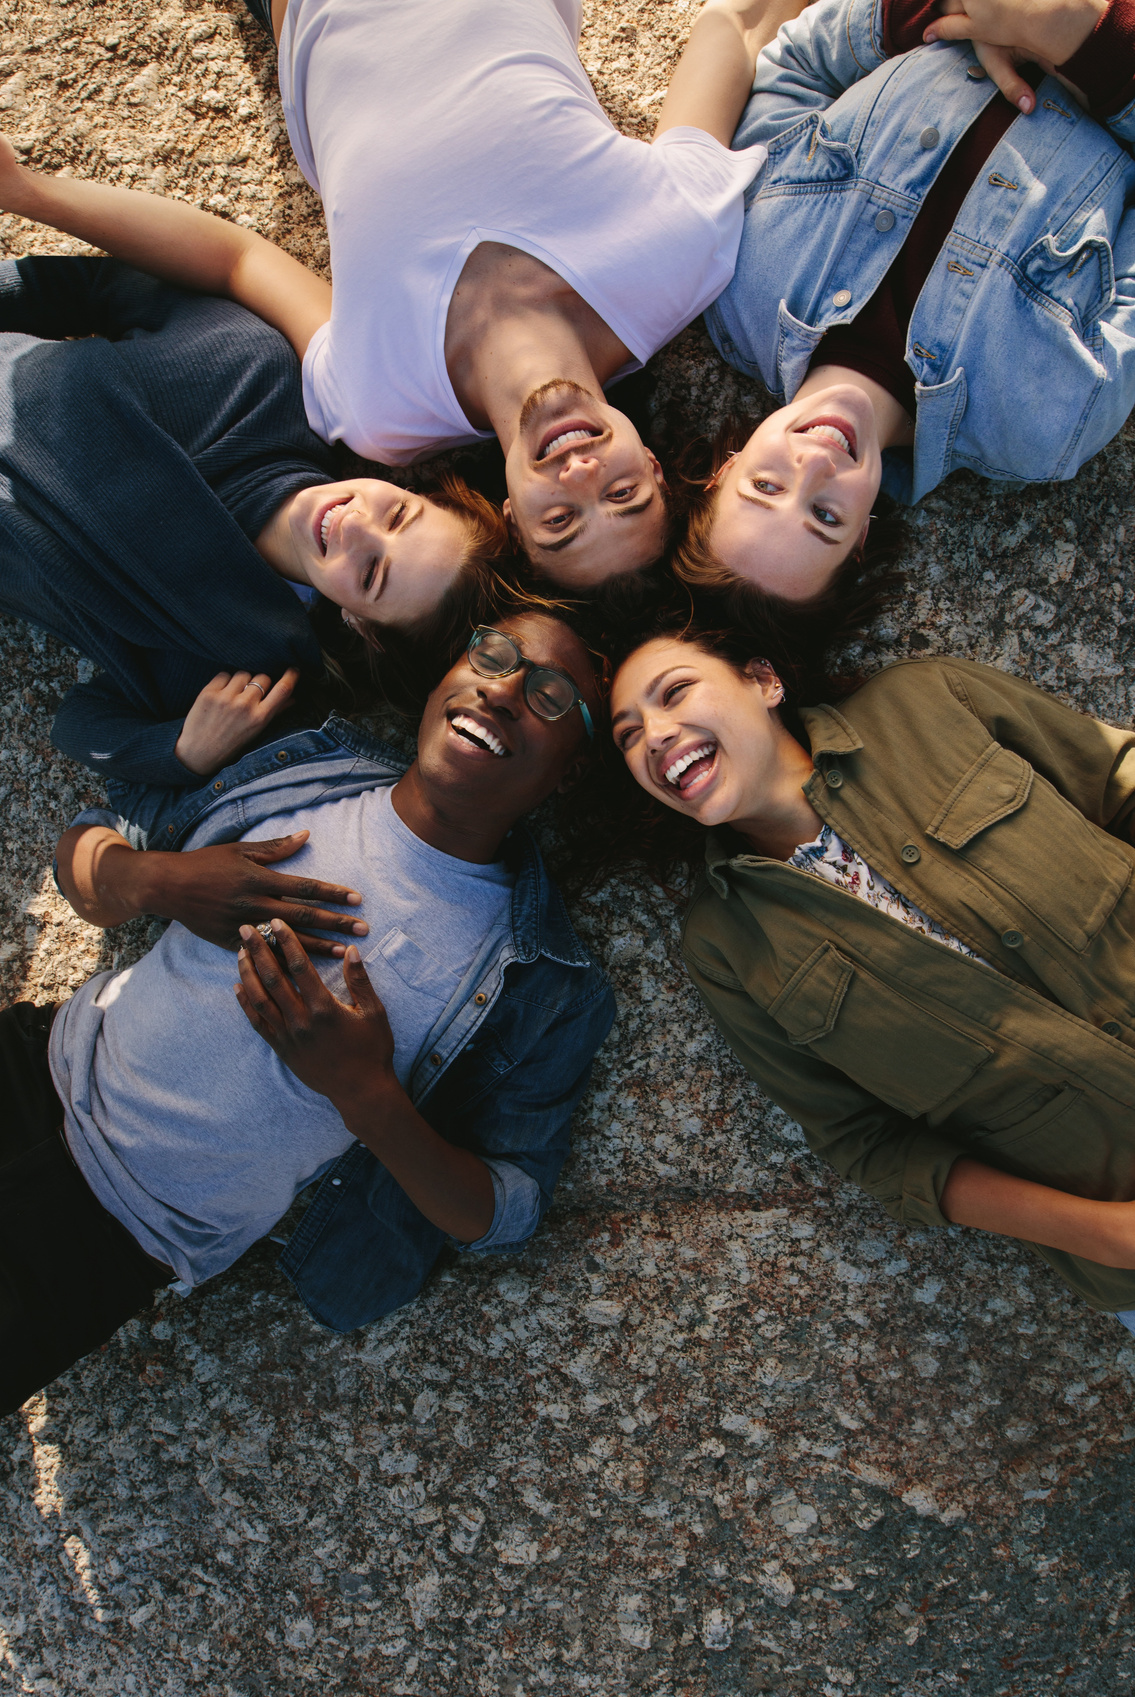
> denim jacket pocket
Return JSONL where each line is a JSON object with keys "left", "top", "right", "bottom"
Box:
{"left": 768, "top": 943, "right": 993, "bottom": 1117}
{"left": 777, "top": 299, "right": 825, "bottom": 400}
{"left": 1021, "top": 224, "right": 1115, "bottom": 335}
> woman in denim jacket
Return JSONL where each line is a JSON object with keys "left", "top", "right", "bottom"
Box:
{"left": 681, "top": 0, "right": 1135, "bottom": 610}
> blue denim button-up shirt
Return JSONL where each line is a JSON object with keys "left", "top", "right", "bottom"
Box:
{"left": 706, "top": 0, "right": 1135, "bottom": 502}
{"left": 68, "top": 716, "right": 615, "bottom": 1332}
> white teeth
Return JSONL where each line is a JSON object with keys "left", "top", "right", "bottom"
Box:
{"left": 664, "top": 743, "right": 715, "bottom": 787}
{"left": 539, "top": 428, "right": 597, "bottom": 461}
{"left": 803, "top": 424, "right": 851, "bottom": 454}
{"left": 452, "top": 713, "right": 507, "bottom": 757}
{"left": 320, "top": 501, "right": 349, "bottom": 550}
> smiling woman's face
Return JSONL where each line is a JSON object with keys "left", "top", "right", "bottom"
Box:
{"left": 280, "top": 479, "right": 470, "bottom": 627}
{"left": 610, "top": 637, "right": 787, "bottom": 829}
{"left": 707, "top": 383, "right": 884, "bottom": 602}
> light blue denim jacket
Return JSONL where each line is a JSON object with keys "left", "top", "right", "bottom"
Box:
{"left": 706, "top": 0, "right": 1135, "bottom": 501}
{"left": 68, "top": 717, "right": 615, "bottom": 1332}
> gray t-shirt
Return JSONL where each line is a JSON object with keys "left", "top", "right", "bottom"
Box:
{"left": 50, "top": 784, "right": 514, "bottom": 1286}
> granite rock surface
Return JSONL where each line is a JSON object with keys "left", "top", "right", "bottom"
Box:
{"left": 2, "top": 1, "right": 1135, "bottom": 1693}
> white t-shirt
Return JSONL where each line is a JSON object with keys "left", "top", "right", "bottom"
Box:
{"left": 278, "top": 0, "right": 767, "bottom": 464}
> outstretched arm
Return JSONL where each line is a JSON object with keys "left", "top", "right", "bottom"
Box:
{"left": 0, "top": 134, "right": 330, "bottom": 360}
{"left": 942, "top": 1156, "right": 1135, "bottom": 1266}
{"left": 655, "top": 0, "right": 812, "bottom": 145}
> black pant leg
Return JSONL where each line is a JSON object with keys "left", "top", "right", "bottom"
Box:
{"left": 0, "top": 1003, "right": 170, "bottom": 1417}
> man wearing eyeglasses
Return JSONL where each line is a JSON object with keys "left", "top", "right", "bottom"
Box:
{"left": 1, "top": 610, "right": 613, "bottom": 1413}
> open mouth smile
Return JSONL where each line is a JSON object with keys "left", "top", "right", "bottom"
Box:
{"left": 536, "top": 419, "right": 603, "bottom": 462}
{"left": 662, "top": 741, "right": 717, "bottom": 794}
{"left": 795, "top": 416, "right": 858, "bottom": 460}
{"left": 316, "top": 499, "right": 351, "bottom": 554}
{"left": 449, "top": 712, "right": 510, "bottom": 758}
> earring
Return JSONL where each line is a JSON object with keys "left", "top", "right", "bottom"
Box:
{"left": 341, "top": 608, "right": 360, "bottom": 632}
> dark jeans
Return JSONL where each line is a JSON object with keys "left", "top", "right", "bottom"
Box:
{"left": 241, "top": 0, "right": 274, "bottom": 33}
{"left": 0, "top": 1003, "right": 171, "bottom": 1416}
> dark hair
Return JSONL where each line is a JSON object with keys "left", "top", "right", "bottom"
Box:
{"left": 350, "top": 471, "right": 515, "bottom": 712}
{"left": 553, "top": 585, "right": 846, "bottom": 897}
{"left": 668, "top": 416, "right": 908, "bottom": 660}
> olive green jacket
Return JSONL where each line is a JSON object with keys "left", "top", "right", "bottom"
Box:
{"left": 682, "top": 658, "right": 1135, "bottom": 1311}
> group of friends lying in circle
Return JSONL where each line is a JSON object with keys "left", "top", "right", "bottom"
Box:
{"left": 4, "top": 0, "right": 1135, "bottom": 1413}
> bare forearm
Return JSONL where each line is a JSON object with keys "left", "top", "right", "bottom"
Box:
{"left": 337, "top": 1086, "right": 497, "bottom": 1244}
{"left": 55, "top": 825, "right": 158, "bottom": 929}
{"left": 656, "top": 0, "right": 810, "bottom": 144}
{"left": 4, "top": 162, "right": 330, "bottom": 357}
{"left": 942, "top": 1155, "right": 1135, "bottom": 1266}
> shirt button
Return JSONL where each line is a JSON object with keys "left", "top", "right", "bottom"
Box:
{"left": 825, "top": 768, "right": 844, "bottom": 789}
{"left": 966, "top": 63, "right": 987, "bottom": 79}
{"left": 920, "top": 126, "right": 940, "bottom": 149}
{"left": 430, "top": 1052, "right": 442, "bottom": 1066}
{"left": 832, "top": 288, "right": 852, "bottom": 309}
{"left": 1001, "top": 929, "right": 1023, "bottom": 948}
{"left": 874, "top": 208, "right": 895, "bottom": 232}
{"left": 1103, "top": 1021, "right": 1123, "bottom": 1038}
{"left": 331, "top": 1178, "right": 342, "bottom": 1187}
{"left": 900, "top": 843, "right": 921, "bottom": 863}
{"left": 212, "top": 780, "right": 224, "bottom": 793}
{"left": 474, "top": 992, "right": 488, "bottom": 1006}
{"left": 167, "top": 824, "right": 175, "bottom": 835}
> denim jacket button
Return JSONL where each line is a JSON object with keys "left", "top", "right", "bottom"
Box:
{"left": 474, "top": 992, "right": 488, "bottom": 1006}
{"left": 875, "top": 209, "right": 895, "bottom": 232}
{"left": 331, "top": 1178, "right": 342, "bottom": 1186}
{"left": 920, "top": 126, "right": 940, "bottom": 148}
{"left": 832, "top": 288, "right": 852, "bottom": 308}
{"left": 430, "top": 1052, "right": 442, "bottom": 1065}
{"left": 966, "top": 63, "right": 987, "bottom": 79}
{"left": 212, "top": 780, "right": 224, "bottom": 793}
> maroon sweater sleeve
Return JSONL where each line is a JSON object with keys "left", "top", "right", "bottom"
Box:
{"left": 883, "top": 0, "right": 943, "bottom": 56}
{"left": 1059, "top": 0, "right": 1135, "bottom": 117}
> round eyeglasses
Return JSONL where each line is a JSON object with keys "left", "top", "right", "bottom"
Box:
{"left": 466, "top": 627, "right": 594, "bottom": 740}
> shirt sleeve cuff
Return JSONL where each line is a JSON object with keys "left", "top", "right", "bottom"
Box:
{"left": 1059, "top": 0, "right": 1135, "bottom": 116}
{"left": 899, "top": 1130, "right": 967, "bottom": 1228}
{"left": 459, "top": 1159, "right": 543, "bottom": 1254}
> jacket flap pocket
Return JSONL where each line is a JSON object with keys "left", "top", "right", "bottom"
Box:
{"left": 926, "top": 743, "right": 1032, "bottom": 849}
{"left": 768, "top": 942, "right": 854, "bottom": 1044}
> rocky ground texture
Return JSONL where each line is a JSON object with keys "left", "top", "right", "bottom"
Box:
{"left": 2, "top": 0, "right": 1135, "bottom": 1693}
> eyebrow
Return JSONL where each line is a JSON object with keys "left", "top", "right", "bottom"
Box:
{"left": 535, "top": 488, "right": 657, "bottom": 555}
{"left": 737, "top": 489, "right": 842, "bottom": 548}
{"left": 609, "top": 665, "right": 675, "bottom": 730}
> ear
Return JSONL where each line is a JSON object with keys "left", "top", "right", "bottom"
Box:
{"left": 646, "top": 449, "right": 666, "bottom": 489}
{"left": 555, "top": 749, "right": 592, "bottom": 796}
{"left": 743, "top": 658, "right": 785, "bottom": 705}
{"left": 502, "top": 497, "right": 518, "bottom": 540}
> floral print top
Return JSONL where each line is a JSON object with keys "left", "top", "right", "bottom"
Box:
{"left": 787, "top": 825, "right": 992, "bottom": 967}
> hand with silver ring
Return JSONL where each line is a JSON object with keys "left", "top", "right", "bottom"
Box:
{"left": 173, "top": 667, "right": 301, "bottom": 776}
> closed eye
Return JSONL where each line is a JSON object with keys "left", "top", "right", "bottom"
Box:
{"left": 662, "top": 680, "right": 692, "bottom": 706}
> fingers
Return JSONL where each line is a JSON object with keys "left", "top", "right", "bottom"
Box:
{"left": 235, "top": 933, "right": 293, "bottom": 1036}
{"left": 341, "top": 942, "right": 385, "bottom": 1015}
{"left": 974, "top": 40, "right": 1035, "bottom": 110}
{"left": 234, "top": 982, "right": 284, "bottom": 1049}
{"left": 237, "top": 923, "right": 305, "bottom": 1019}
{"left": 257, "top": 667, "right": 300, "bottom": 722}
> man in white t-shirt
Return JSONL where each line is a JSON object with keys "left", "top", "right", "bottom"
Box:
{"left": 0, "top": 0, "right": 800, "bottom": 588}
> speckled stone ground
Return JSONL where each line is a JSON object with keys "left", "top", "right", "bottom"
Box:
{"left": 2, "top": 2, "right": 1135, "bottom": 1694}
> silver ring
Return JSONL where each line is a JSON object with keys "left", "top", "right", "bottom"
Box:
{"left": 256, "top": 921, "right": 274, "bottom": 942}
{"left": 246, "top": 680, "right": 266, "bottom": 697}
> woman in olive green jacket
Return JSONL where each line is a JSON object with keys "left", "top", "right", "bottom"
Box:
{"left": 610, "top": 621, "right": 1135, "bottom": 1321}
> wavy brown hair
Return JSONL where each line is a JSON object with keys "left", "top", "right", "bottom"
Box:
{"left": 668, "top": 417, "right": 908, "bottom": 659}
{"left": 348, "top": 471, "right": 516, "bottom": 712}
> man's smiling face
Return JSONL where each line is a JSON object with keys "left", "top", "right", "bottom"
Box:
{"left": 502, "top": 381, "right": 667, "bottom": 588}
{"left": 415, "top": 612, "right": 601, "bottom": 823}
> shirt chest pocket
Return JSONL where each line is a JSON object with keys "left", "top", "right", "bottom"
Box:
{"left": 767, "top": 942, "right": 992, "bottom": 1118}
{"left": 369, "top": 926, "right": 461, "bottom": 1001}
{"left": 926, "top": 742, "right": 1132, "bottom": 953}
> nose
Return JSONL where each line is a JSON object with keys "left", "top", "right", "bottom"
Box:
{"left": 643, "top": 707, "right": 679, "bottom": 752}
{"left": 475, "top": 674, "right": 524, "bottom": 718}
{"left": 557, "top": 451, "right": 601, "bottom": 488}
{"left": 790, "top": 434, "right": 843, "bottom": 485}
